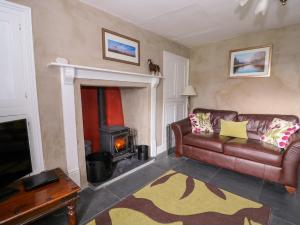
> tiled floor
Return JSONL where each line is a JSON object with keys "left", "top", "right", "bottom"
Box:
{"left": 33, "top": 153, "right": 300, "bottom": 225}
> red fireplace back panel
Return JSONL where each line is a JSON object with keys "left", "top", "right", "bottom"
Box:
{"left": 105, "top": 87, "right": 125, "bottom": 127}
{"left": 81, "top": 87, "right": 125, "bottom": 152}
{"left": 81, "top": 87, "right": 100, "bottom": 152}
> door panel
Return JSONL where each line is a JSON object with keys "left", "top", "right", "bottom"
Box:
{"left": 163, "top": 52, "right": 189, "bottom": 151}
{"left": 176, "top": 101, "right": 186, "bottom": 121}
{"left": 164, "top": 60, "right": 177, "bottom": 100}
{"left": 0, "top": 10, "right": 27, "bottom": 115}
{"left": 176, "top": 61, "right": 187, "bottom": 100}
{"left": 164, "top": 102, "right": 177, "bottom": 126}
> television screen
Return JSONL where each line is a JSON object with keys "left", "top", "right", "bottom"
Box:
{"left": 0, "top": 119, "right": 32, "bottom": 189}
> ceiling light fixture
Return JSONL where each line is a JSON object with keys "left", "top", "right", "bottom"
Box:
{"left": 255, "top": 0, "right": 269, "bottom": 15}
{"left": 280, "top": 0, "right": 288, "bottom": 5}
{"left": 237, "top": 0, "right": 288, "bottom": 15}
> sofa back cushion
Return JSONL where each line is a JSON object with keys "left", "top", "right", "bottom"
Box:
{"left": 193, "top": 108, "right": 238, "bottom": 133}
{"left": 237, "top": 114, "right": 299, "bottom": 140}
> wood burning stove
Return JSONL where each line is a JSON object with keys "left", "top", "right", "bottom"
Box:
{"left": 97, "top": 88, "right": 135, "bottom": 162}
{"left": 99, "top": 126, "right": 131, "bottom": 162}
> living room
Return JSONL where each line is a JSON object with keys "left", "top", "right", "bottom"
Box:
{"left": 0, "top": 0, "right": 300, "bottom": 225}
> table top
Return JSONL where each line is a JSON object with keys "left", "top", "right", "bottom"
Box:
{"left": 0, "top": 168, "right": 80, "bottom": 224}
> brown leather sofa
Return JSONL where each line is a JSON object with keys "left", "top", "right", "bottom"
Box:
{"left": 171, "top": 108, "right": 300, "bottom": 193}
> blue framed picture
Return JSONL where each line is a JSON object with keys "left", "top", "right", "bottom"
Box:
{"left": 229, "top": 45, "right": 272, "bottom": 78}
{"left": 102, "top": 28, "right": 140, "bottom": 66}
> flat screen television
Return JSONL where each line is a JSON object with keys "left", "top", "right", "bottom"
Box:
{"left": 0, "top": 119, "right": 32, "bottom": 193}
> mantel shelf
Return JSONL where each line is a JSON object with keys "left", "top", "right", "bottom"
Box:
{"left": 48, "top": 62, "right": 163, "bottom": 79}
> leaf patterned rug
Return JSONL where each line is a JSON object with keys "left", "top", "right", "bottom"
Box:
{"left": 86, "top": 171, "right": 271, "bottom": 225}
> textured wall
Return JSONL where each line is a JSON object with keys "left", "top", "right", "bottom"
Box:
{"left": 9, "top": 0, "right": 189, "bottom": 172}
{"left": 190, "top": 24, "right": 300, "bottom": 117}
{"left": 121, "top": 87, "right": 151, "bottom": 145}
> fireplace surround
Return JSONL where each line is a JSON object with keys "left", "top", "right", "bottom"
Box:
{"left": 49, "top": 61, "right": 162, "bottom": 187}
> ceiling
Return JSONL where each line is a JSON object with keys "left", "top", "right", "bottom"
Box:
{"left": 80, "top": 0, "right": 300, "bottom": 47}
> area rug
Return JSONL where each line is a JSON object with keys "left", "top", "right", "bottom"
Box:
{"left": 86, "top": 170, "right": 271, "bottom": 225}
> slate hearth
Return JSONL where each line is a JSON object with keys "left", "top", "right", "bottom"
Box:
{"left": 89, "top": 155, "right": 153, "bottom": 189}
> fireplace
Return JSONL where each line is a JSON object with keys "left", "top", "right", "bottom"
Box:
{"left": 50, "top": 61, "right": 161, "bottom": 187}
{"left": 97, "top": 87, "right": 135, "bottom": 162}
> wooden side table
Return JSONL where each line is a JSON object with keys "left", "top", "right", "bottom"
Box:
{"left": 0, "top": 168, "right": 80, "bottom": 225}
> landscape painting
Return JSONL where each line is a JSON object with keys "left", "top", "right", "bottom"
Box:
{"left": 102, "top": 28, "right": 140, "bottom": 66}
{"left": 108, "top": 39, "right": 136, "bottom": 58}
{"left": 229, "top": 45, "right": 272, "bottom": 78}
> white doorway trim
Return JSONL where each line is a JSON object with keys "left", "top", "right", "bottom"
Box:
{"left": 161, "top": 51, "right": 189, "bottom": 154}
{"left": 0, "top": 0, "right": 44, "bottom": 174}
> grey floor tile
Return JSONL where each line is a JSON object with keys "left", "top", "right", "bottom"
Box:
{"left": 259, "top": 181, "right": 300, "bottom": 208}
{"left": 138, "top": 163, "right": 169, "bottom": 179}
{"left": 104, "top": 164, "right": 165, "bottom": 199}
{"left": 271, "top": 207, "right": 300, "bottom": 225}
{"left": 173, "top": 158, "right": 220, "bottom": 182}
{"left": 209, "top": 168, "right": 263, "bottom": 201}
{"left": 78, "top": 188, "right": 120, "bottom": 224}
{"left": 260, "top": 181, "right": 300, "bottom": 225}
{"left": 153, "top": 154, "right": 186, "bottom": 171}
{"left": 270, "top": 215, "right": 295, "bottom": 225}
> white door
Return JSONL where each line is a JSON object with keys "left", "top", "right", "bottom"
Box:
{"left": 0, "top": 1, "right": 44, "bottom": 174}
{"left": 162, "top": 51, "right": 189, "bottom": 153}
{"left": 0, "top": 4, "right": 27, "bottom": 115}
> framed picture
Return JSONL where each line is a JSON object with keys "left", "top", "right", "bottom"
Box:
{"left": 229, "top": 45, "right": 272, "bottom": 78}
{"left": 102, "top": 28, "right": 140, "bottom": 66}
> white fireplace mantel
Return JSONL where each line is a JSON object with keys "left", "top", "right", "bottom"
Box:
{"left": 48, "top": 62, "right": 162, "bottom": 186}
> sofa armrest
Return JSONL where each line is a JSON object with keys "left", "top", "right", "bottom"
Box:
{"left": 281, "top": 132, "right": 300, "bottom": 187}
{"left": 171, "top": 118, "right": 191, "bottom": 156}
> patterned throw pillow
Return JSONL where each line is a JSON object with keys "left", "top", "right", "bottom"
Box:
{"left": 189, "top": 113, "right": 214, "bottom": 134}
{"left": 261, "top": 118, "right": 300, "bottom": 150}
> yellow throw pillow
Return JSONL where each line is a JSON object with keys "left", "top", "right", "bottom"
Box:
{"left": 220, "top": 120, "right": 248, "bottom": 139}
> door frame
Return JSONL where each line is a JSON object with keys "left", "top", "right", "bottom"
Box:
{"left": 160, "top": 51, "right": 189, "bottom": 155}
{"left": 0, "top": 0, "right": 44, "bottom": 173}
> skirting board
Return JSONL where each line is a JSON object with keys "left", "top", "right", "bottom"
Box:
{"left": 156, "top": 144, "right": 166, "bottom": 155}
{"left": 89, "top": 158, "right": 155, "bottom": 191}
{"left": 68, "top": 168, "right": 81, "bottom": 186}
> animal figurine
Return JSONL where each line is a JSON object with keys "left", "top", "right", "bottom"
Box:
{"left": 148, "top": 59, "right": 160, "bottom": 76}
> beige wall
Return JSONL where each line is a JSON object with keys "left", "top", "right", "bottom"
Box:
{"left": 9, "top": 0, "right": 189, "bottom": 172}
{"left": 121, "top": 87, "right": 151, "bottom": 145}
{"left": 190, "top": 24, "right": 300, "bottom": 117}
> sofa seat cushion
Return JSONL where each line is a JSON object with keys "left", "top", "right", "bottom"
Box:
{"left": 224, "top": 138, "right": 283, "bottom": 167}
{"left": 182, "top": 133, "right": 231, "bottom": 153}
